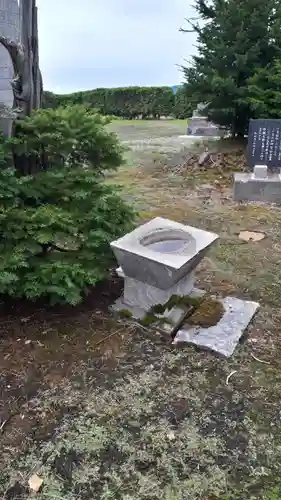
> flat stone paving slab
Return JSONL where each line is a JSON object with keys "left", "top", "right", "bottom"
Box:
{"left": 173, "top": 296, "right": 259, "bottom": 357}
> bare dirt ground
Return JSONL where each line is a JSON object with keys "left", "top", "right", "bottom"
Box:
{"left": 1, "top": 122, "right": 281, "bottom": 500}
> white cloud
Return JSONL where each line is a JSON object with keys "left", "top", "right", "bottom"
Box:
{"left": 36, "top": 0, "right": 197, "bottom": 93}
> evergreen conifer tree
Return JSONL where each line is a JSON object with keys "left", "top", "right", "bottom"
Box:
{"left": 182, "top": 0, "right": 281, "bottom": 136}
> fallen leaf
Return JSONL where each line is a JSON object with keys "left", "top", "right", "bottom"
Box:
{"left": 28, "top": 474, "right": 43, "bottom": 493}
{"left": 167, "top": 431, "right": 176, "bottom": 441}
{"left": 238, "top": 231, "right": 265, "bottom": 242}
{"left": 25, "top": 340, "right": 32, "bottom": 345}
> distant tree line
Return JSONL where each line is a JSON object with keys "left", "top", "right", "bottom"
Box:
{"left": 43, "top": 86, "right": 193, "bottom": 119}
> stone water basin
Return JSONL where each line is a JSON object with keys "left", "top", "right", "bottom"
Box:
{"left": 110, "top": 217, "right": 219, "bottom": 290}
{"left": 140, "top": 228, "right": 196, "bottom": 254}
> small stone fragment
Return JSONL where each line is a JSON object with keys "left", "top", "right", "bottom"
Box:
{"left": 28, "top": 474, "right": 43, "bottom": 493}
{"left": 198, "top": 151, "right": 210, "bottom": 166}
{"left": 239, "top": 231, "right": 265, "bottom": 242}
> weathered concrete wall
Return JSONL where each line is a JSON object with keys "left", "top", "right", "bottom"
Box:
{"left": 0, "top": 0, "right": 21, "bottom": 108}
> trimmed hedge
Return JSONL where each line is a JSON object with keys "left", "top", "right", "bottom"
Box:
{"left": 43, "top": 86, "right": 193, "bottom": 119}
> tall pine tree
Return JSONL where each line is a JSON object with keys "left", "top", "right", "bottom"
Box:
{"left": 182, "top": 0, "right": 281, "bottom": 136}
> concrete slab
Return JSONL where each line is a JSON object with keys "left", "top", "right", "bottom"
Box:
{"left": 234, "top": 172, "right": 281, "bottom": 202}
{"left": 173, "top": 297, "right": 259, "bottom": 357}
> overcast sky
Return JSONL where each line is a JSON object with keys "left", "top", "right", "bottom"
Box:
{"left": 36, "top": 0, "right": 197, "bottom": 94}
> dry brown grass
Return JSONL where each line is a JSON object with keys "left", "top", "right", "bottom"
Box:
{"left": 1, "top": 130, "right": 281, "bottom": 500}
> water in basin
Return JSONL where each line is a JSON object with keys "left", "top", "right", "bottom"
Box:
{"left": 140, "top": 229, "right": 195, "bottom": 254}
{"left": 146, "top": 239, "right": 189, "bottom": 253}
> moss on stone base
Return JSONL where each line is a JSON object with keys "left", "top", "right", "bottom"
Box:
{"left": 139, "top": 294, "right": 203, "bottom": 328}
{"left": 151, "top": 294, "right": 203, "bottom": 315}
{"left": 186, "top": 298, "right": 225, "bottom": 328}
{"left": 140, "top": 313, "right": 158, "bottom": 326}
{"left": 118, "top": 309, "right": 133, "bottom": 319}
{"left": 117, "top": 295, "right": 223, "bottom": 331}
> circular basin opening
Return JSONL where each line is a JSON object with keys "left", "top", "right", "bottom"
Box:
{"left": 140, "top": 228, "right": 195, "bottom": 254}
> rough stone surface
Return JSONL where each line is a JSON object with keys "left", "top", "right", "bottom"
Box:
{"left": 173, "top": 297, "right": 259, "bottom": 357}
{"left": 234, "top": 172, "right": 281, "bottom": 202}
{"left": 111, "top": 217, "right": 219, "bottom": 290}
{"left": 253, "top": 164, "right": 268, "bottom": 179}
{"left": 187, "top": 117, "right": 224, "bottom": 137}
{"left": 0, "top": 0, "right": 21, "bottom": 108}
{"left": 123, "top": 273, "right": 195, "bottom": 310}
{"left": 111, "top": 288, "right": 205, "bottom": 337}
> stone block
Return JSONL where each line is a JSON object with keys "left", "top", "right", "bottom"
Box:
{"left": 253, "top": 164, "right": 268, "bottom": 179}
{"left": 234, "top": 172, "right": 281, "bottom": 202}
{"left": 123, "top": 272, "right": 195, "bottom": 310}
{"left": 187, "top": 117, "right": 224, "bottom": 137}
{"left": 173, "top": 297, "right": 259, "bottom": 357}
{"left": 0, "top": 0, "right": 21, "bottom": 109}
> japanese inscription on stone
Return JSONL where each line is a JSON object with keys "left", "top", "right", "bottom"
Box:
{"left": 247, "top": 118, "right": 281, "bottom": 168}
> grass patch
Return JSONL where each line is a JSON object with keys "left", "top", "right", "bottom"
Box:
{"left": 2, "top": 122, "right": 281, "bottom": 499}
{"left": 107, "top": 119, "right": 187, "bottom": 141}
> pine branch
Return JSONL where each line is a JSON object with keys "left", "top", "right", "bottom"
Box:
{"left": 180, "top": 19, "right": 202, "bottom": 34}
{"left": 197, "top": 0, "right": 216, "bottom": 18}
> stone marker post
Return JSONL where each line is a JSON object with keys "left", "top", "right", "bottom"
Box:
{"left": 0, "top": 0, "right": 20, "bottom": 136}
{"left": 0, "top": 0, "right": 43, "bottom": 137}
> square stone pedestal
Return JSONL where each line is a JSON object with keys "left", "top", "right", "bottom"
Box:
{"left": 110, "top": 217, "right": 218, "bottom": 290}
{"left": 234, "top": 165, "right": 281, "bottom": 202}
{"left": 111, "top": 267, "right": 205, "bottom": 336}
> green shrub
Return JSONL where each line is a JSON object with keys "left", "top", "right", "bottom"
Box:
{"left": 0, "top": 106, "right": 135, "bottom": 305}
{"left": 11, "top": 105, "right": 122, "bottom": 175}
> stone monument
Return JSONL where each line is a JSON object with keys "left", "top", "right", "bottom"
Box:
{"left": 0, "top": 0, "right": 43, "bottom": 137}
{"left": 0, "top": 0, "right": 21, "bottom": 136}
{"left": 233, "top": 119, "right": 281, "bottom": 202}
{"left": 187, "top": 103, "right": 225, "bottom": 137}
{"left": 110, "top": 217, "right": 259, "bottom": 357}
